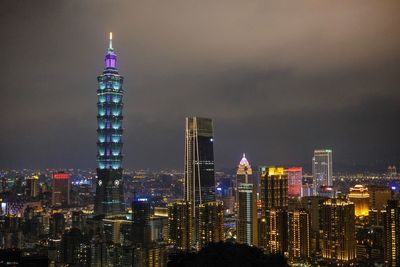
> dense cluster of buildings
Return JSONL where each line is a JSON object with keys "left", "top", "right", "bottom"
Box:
{"left": 0, "top": 33, "right": 399, "bottom": 267}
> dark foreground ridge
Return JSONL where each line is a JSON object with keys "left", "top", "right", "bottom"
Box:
{"left": 167, "top": 242, "right": 288, "bottom": 267}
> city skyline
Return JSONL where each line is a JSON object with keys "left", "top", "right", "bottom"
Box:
{"left": 1, "top": 2, "right": 400, "bottom": 266}
{"left": 1, "top": 1, "right": 400, "bottom": 171}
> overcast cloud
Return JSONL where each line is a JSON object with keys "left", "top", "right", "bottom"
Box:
{"left": 0, "top": 1, "right": 399, "bottom": 171}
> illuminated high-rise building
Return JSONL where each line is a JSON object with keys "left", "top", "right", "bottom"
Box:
{"left": 52, "top": 172, "right": 70, "bottom": 207}
{"left": 184, "top": 117, "right": 215, "bottom": 245}
{"left": 94, "top": 32, "right": 125, "bottom": 216}
{"left": 236, "top": 153, "right": 257, "bottom": 246}
{"left": 184, "top": 117, "right": 215, "bottom": 206}
{"left": 260, "top": 167, "right": 288, "bottom": 210}
{"left": 236, "top": 183, "right": 258, "bottom": 246}
{"left": 26, "top": 175, "right": 39, "bottom": 198}
{"left": 312, "top": 149, "right": 333, "bottom": 194}
{"left": 259, "top": 167, "right": 288, "bottom": 253}
{"left": 285, "top": 167, "right": 302, "bottom": 198}
{"left": 288, "top": 210, "right": 311, "bottom": 261}
{"left": 383, "top": 200, "right": 400, "bottom": 267}
{"left": 167, "top": 201, "right": 192, "bottom": 251}
{"left": 132, "top": 198, "right": 152, "bottom": 246}
{"left": 265, "top": 208, "right": 288, "bottom": 254}
{"left": 198, "top": 201, "right": 224, "bottom": 249}
{"left": 348, "top": 185, "right": 369, "bottom": 217}
{"left": 320, "top": 198, "right": 356, "bottom": 264}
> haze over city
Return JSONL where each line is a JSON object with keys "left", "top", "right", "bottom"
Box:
{"left": 1, "top": 1, "right": 400, "bottom": 170}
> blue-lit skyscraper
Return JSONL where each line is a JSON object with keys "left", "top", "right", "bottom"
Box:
{"left": 94, "top": 32, "right": 125, "bottom": 216}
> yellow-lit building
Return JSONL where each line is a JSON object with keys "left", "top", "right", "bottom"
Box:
{"left": 288, "top": 210, "right": 311, "bottom": 261}
{"left": 26, "top": 175, "right": 39, "bottom": 198}
{"left": 167, "top": 201, "right": 192, "bottom": 250}
{"left": 348, "top": 184, "right": 370, "bottom": 217}
{"left": 320, "top": 198, "right": 356, "bottom": 264}
{"left": 259, "top": 167, "right": 288, "bottom": 251}
{"left": 198, "top": 201, "right": 224, "bottom": 249}
{"left": 259, "top": 167, "right": 288, "bottom": 210}
{"left": 383, "top": 200, "right": 399, "bottom": 267}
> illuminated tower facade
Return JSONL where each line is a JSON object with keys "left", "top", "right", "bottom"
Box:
{"left": 52, "top": 172, "right": 70, "bottom": 207}
{"left": 348, "top": 184, "right": 369, "bottom": 217}
{"left": 94, "top": 33, "right": 125, "bottom": 216}
{"left": 312, "top": 149, "right": 333, "bottom": 194}
{"left": 198, "top": 201, "right": 224, "bottom": 249}
{"left": 320, "top": 198, "right": 356, "bottom": 264}
{"left": 237, "top": 183, "right": 258, "bottom": 246}
{"left": 260, "top": 167, "right": 288, "bottom": 210}
{"left": 26, "top": 175, "right": 39, "bottom": 198}
{"left": 383, "top": 200, "right": 400, "bottom": 267}
{"left": 259, "top": 167, "right": 288, "bottom": 253}
{"left": 288, "top": 210, "right": 311, "bottom": 261}
{"left": 184, "top": 117, "right": 215, "bottom": 247}
{"left": 236, "top": 157, "right": 257, "bottom": 247}
{"left": 167, "top": 201, "right": 192, "bottom": 251}
{"left": 285, "top": 167, "right": 302, "bottom": 198}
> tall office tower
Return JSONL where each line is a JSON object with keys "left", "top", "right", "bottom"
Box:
{"left": 312, "top": 149, "right": 333, "bottom": 194}
{"left": 52, "top": 172, "right": 70, "bottom": 207}
{"left": 383, "top": 200, "right": 400, "bottom": 267}
{"left": 184, "top": 117, "right": 215, "bottom": 206}
{"left": 285, "top": 167, "right": 302, "bottom": 198}
{"left": 348, "top": 185, "right": 369, "bottom": 217}
{"left": 259, "top": 167, "right": 288, "bottom": 252}
{"left": 236, "top": 183, "right": 258, "bottom": 246}
{"left": 198, "top": 201, "right": 224, "bottom": 249}
{"left": 95, "top": 32, "right": 125, "bottom": 216}
{"left": 132, "top": 198, "right": 151, "bottom": 246}
{"left": 288, "top": 210, "right": 311, "bottom": 262}
{"left": 167, "top": 201, "right": 192, "bottom": 250}
{"left": 26, "top": 175, "right": 39, "bottom": 198}
{"left": 320, "top": 198, "right": 356, "bottom": 264}
{"left": 235, "top": 154, "right": 253, "bottom": 212}
{"left": 184, "top": 117, "right": 215, "bottom": 246}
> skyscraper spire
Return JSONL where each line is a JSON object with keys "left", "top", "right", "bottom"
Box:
{"left": 109, "top": 32, "right": 113, "bottom": 51}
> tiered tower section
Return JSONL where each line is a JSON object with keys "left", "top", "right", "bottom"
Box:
{"left": 94, "top": 32, "right": 125, "bottom": 216}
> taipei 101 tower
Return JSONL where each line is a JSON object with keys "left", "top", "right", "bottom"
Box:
{"left": 94, "top": 32, "right": 125, "bottom": 216}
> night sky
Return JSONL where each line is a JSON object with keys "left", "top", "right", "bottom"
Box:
{"left": 1, "top": 1, "right": 399, "bottom": 171}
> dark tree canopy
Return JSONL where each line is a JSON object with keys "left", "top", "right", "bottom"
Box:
{"left": 168, "top": 242, "right": 288, "bottom": 267}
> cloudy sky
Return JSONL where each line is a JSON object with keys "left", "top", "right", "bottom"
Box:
{"left": 1, "top": 1, "right": 399, "bottom": 171}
